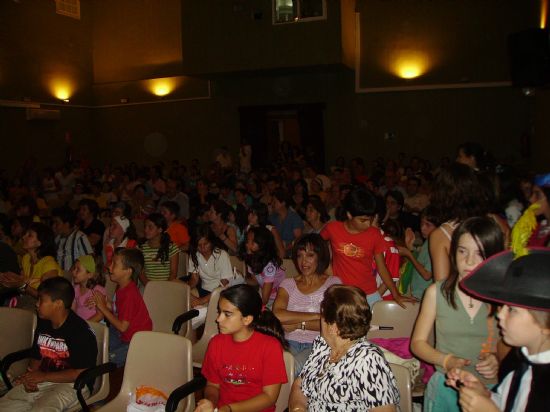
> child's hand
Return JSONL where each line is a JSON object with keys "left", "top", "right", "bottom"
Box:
{"left": 446, "top": 368, "right": 480, "bottom": 390}
{"left": 475, "top": 352, "right": 498, "bottom": 379}
{"left": 92, "top": 290, "right": 108, "bottom": 311}
{"left": 194, "top": 399, "right": 215, "bottom": 412}
{"left": 397, "top": 245, "right": 412, "bottom": 258}
{"left": 444, "top": 355, "right": 471, "bottom": 371}
{"left": 85, "top": 296, "right": 97, "bottom": 309}
{"left": 458, "top": 385, "right": 498, "bottom": 412}
{"left": 404, "top": 227, "right": 416, "bottom": 250}
{"left": 392, "top": 292, "right": 418, "bottom": 309}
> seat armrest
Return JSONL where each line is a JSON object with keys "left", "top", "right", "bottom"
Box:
{"left": 166, "top": 375, "right": 207, "bottom": 412}
{"left": 0, "top": 348, "right": 33, "bottom": 390}
{"left": 74, "top": 362, "right": 116, "bottom": 412}
{"left": 172, "top": 309, "right": 199, "bottom": 334}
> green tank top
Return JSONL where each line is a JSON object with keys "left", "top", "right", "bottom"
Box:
{"left": 434, "top": 280, "right": 498, "bottom": 384}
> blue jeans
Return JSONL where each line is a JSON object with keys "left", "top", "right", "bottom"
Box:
{"left": 288, "top": 340, "right": 313, "bottom": 378}
{"left": 109, "top": 325, "right": 129, "bottom": 368}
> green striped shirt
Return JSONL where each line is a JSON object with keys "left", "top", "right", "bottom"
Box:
{"left": 139, "top": 242, "right": 179, "bottom": 281}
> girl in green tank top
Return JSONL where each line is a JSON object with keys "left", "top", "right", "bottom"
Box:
{"left": 411, "top": 217, "right": 505, "bottom": 412}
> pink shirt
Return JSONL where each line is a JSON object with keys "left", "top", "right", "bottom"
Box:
{"left": 73, "top": 284, "right": 106, "bottom": 320}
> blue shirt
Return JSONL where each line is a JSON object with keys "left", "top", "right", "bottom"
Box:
{"left": 269, "top": 209, "right": 304, "bottom": 245}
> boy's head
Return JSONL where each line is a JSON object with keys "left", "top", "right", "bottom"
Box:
{"left": 51, "top": 206, "right": 77, "bottom": 236}
{"left": 36, "top": 277, "right": 74, "bottom": 319}
{"left": 343, "top": 188, "right": 377, "bottom": 232}
{"left": 110, "top": 248, "right": 144, "bottom": 283}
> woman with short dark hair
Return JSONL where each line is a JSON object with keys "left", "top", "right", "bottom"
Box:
{"left": 289, "top": 285, "right": 399, "bottom": 412}
{"left": 272, "top": 234, "right": 341, "bottom": 376}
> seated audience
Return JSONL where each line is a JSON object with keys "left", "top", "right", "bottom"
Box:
{"left": 0, "top": 277, "right": 97, "bottom": 411}
{"left": 103, "top": 215, "right": 137, "bottom": 267}
{"left": 160, "top": 200, "right": 190, "bottom": 250}
{"left": 195, "top": 284, "right": 288, "bottom": 412}
{"left": 138, "top": 213, "right": 179, "bottom": 285}
{"left": 52, "top": 206, "right": 94, "bottom": 272}
{"left": 269, "top": 188, "right": 304, "bottom": 257}
{"left": 273, "top": 234, "right": 341, "bottom": 376}
{"left": 92, "top": 248, "right": 152, "bottom": 367}
{"left": 71, "top": 254, "right": 106, "bottom": 322}
{"left": 289, "top": 285, "right": 400, "bottom": 411}
{"left": 77, "top": 199, "right": 105, "bottom": 255}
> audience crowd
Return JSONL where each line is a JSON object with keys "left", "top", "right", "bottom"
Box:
{"left": 0, "top": 141, "right": 549, "bottom": 412}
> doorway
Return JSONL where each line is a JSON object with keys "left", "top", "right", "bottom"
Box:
{"left": 239, "top": 103, "right": 326, "bottom": 172}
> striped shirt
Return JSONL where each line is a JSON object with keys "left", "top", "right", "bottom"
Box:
{"left": 139, "top": 242, "right": 178, "bottom": 281}
{"left": 55, "top": 229, "right": 94, "bottom": 271}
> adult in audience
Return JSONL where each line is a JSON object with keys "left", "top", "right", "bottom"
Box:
{"left": 158, "top": 178, "right": 190, "bottom": 221}
{"left": 429, "top": 163, "right": 490, "bottom": 281}
{"left": 289, "top": 285, "right": 399, "bottom": 412}
{"left": 78, "top": 198, "right": 105, "bottom": 255}
{"left": 270, "top": 188, "right": 304, "bottom": 257}
{"left": 273, "top": 234, "right": 341, "bottom": 376}
{"left": 303, "top": 196, "right": 330, "bottom": 234}
{"left": 0, "top": 222, "right": 61, "bottom": 309}
{"left": 160, "top": 200, "right": 190, "bottom": 250}
{"left": 52, "top": 206, "right": 93, "bottom": 272}
{"left": 404, "top": 176, "right": 430, "bottom": 214}
{"left": 209, "top": 199, "right": 239, "bottom": 255}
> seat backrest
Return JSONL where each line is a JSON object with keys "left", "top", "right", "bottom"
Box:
{"left": 229, "top": 255, "right": 245, "bottom": 275}
{"left": 177, "top": 251, "right": 188, "bottom": 277}
{"left": 121, "top": 332, "right": 194, "bottom": 412}
{"left": 368, "top": 301, "right": 420, "bottom": 339}
{"left": 143, "top": 281, "right": 191, "bottom": 335}
{"left": 389, "top": 362, "right": 412, "bottom": 412}
{"left": 192, "top": 287, "right": 222, "bottom": 366}
{"left": 275, "top": 351, "right": 295, "bottom": 412}
{"left": 282, "top": 258, "right": 299, "bottom": 278}
{"left": 0, "top": 307, "right": 36, "bottom": 378}
{"left": 87, "top": 321, "right": 110, "bottom": 400}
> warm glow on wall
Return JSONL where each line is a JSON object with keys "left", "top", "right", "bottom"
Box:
{"left": 49, "top": 78, "right": 74, "bottom": 101}
{"left": 541, "top": 0, "right": 548, "bottom": 28}
{"left": 391, "top": 51, "right": 430, "bottom": 79}
{"left": 147, "top": 77, "right": 180, "bottom": 96}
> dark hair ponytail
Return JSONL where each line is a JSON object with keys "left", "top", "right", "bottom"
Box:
{"left": 220, "top": 284, "right": 288, "bottom": 349}
{"left": 145, "top": 213, "right": 171, "bottom": 264}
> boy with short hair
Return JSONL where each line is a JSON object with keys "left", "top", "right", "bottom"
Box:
{"left": 52, "top": 206, "right": 94, "bottom": 272}
{"left": 92, "top": 248, "right": 152, "bottom": 367}
{"left": 0, "top": 277, "right": 97, "bottom": 411}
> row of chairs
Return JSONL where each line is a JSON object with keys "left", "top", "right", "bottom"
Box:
{"left": 0, "top": 300, "right": 419, "bottom": 412}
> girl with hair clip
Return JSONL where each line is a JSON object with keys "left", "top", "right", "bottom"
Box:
{"left": 241, "top": 226, "right": 285, "bottom": 308}
{"left": 138, "top": 213, "right": 179, "bottom": 285}
{"left": 411, "top": 217, "right": 505, "bottom": 412}
{"left": 195, "top": 284, "right": 288, "bottom": 412}
{"left": 446, "top": 248, "right": 550, "bottom": 412}
{"left": 103, "top": 215, "right": 137, "bottom": 267}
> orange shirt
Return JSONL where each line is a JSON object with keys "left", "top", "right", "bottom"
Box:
{"left": 167, "top": 222, "right": 190, "bottom": 248}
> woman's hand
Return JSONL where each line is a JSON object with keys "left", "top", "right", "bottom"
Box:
{"left": 475, "top": 352, "right": 498, "bottom": 379}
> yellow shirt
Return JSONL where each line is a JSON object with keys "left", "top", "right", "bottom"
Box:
{"left": 21, "top": 254, "right": 61, "bottom": 289}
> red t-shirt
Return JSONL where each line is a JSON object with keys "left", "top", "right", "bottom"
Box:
{"left": 202, "top": 331, "right": 288, "bottom": 411}
{"left": 167, "top": 222, "right": 190, "bottom": 248}
{"left": 374, "top": 233, "right": 401, "bottom": 300}
{"left": 115, "top": 282, "right": 153, "bottom": 342}
{"left": 320, "top": 221, "right": 387, "bottom": 294}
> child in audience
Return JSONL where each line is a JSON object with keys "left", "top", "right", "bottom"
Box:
{"left": 103, "top": 215, "right": 137, "bottom": 267}
{"left": 446, "top": 249, "right": 550, "bottom": 412}
{"left": 374, "top": 218, "right": 403, "bottom": 300}
{"left": 242, "top": 226, "right": 285, "bottom": 307}
{"left": 320, "top": 188, "right": 413, "bottom": 307}
{"left": 71, "top": 254, "right": 106, "bottom": 321}
{"left": 399, "top": 206, "right": 439, "bottom": 299}
{"left": 411, "top": 216, "right": 504, "bottom": 412}
{"left": 138, "top": 213, "right": 179, "bottom": 285}
{"left": 0, "top": 277, "right": 97, "bottom": 411}
{"left": 92, "top": 248, "right": 152, "bottom": 367}
{"left": 195, "top": 284, "right": 288, "bottom": 412}
{"left": 159, "top": 200, "right": 190, "bottom": 250}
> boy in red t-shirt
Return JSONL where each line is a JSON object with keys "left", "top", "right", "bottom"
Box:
{"left": 93, "top": 248, "right": 152, "bottom": 367}
{"left": 321, "top": 188, "right": 414, "bottom": 308}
